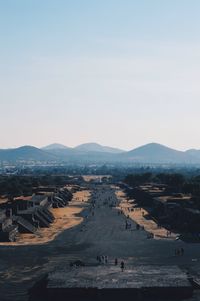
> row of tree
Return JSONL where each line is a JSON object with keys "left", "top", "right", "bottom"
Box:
{"left": 0, "top": 175, "right": 71, "bottom": 197}
{"left": 124, "top": 172, "right": 200, "bottom": 195}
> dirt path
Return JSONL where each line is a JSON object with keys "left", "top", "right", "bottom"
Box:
{"left": 0, "top": 184, "right": 200, "bottom": 301}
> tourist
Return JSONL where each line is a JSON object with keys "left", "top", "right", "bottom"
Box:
{"left": 121, "top": 261, "right": 125, "bottom": 272}
{"left": 115, "top": 258, "right": 118, "bottom": 266}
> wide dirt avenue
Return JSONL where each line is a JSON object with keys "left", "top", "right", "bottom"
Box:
{"left": 0, "top": 184, "right": 200, "bottom": 301}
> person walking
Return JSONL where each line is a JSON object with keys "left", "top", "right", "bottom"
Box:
{"left": 121, "top": 261, "right": 125, "bottom": 272}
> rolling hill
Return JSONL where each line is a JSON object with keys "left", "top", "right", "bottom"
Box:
{"left": 185, "top": 149, "right": 200, "bottom": 160}
{"left": 0, "top": 142, "right": 200, "bottom": 165}
{"left": 42, "top": 143, "right": 69, "bottom": 150}
{"left": 0, "top": 146, "right": 57, "bottom": 162}
{"left": 74, "top": 143, "right": 125, "bottom": 154}
{"left": 120, "top": 143, "right": 196, "bottom": 164}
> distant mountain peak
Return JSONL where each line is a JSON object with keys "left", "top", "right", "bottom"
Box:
{"left": 0, "top": 145, "right": 57, "bottom": 162}
{"left": 135, "top": 142, "right": 173, "bottom": 149}
{"left": 74, "top": 142, "right": 125, "bottom": 153}
{"left": 42, "top": 143, "right": 69, "bottom": 150}
{"left": 128, "top": 142, "right": 181, "bottom": 153}
{"left": 121, "top": 142, "right": 194, "bottom": 164}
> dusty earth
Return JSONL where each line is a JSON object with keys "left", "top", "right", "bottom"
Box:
{"left": 116, "top": 190, "right": 178, "bottom": 240}
{"left": 0, "top": 184, "right": 200, "bottom": 301}
{"left": 0, "top": 190, "right": 90, "bottom": 246}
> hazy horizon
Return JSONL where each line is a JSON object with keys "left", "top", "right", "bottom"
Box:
{"left": 1, "top": 141, "right": 200, "bottom": 153}
{"left": 1, "top": 1, "right": 200, "bottom": 151}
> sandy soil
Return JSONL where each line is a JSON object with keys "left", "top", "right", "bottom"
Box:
{"left": 0, "top": 197, "right": 8, "bottom": 205}
{"left": 0, "top": 190, "right": 90, "bottom": 246}
{"left": 116, "top": 189, "right": 178, "bottom": 240}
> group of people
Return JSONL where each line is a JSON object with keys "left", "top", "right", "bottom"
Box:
{"left": 175, "top": 248, "right": 184, "bottom": 256}
{"left": 96, "top": 255, "right": 108, "bottom": 264}
{"left": 118, "top": 210, "right": 123, "bottom": 215}
{"left": 96, "top": 256, "right": 125, "bottom": 272}
{"left": 147, "top": 232, "right": 154, "bottom": 239}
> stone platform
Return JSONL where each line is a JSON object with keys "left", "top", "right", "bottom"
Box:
{"left": 30, "top": 265, "right": 193, "bottom": 300}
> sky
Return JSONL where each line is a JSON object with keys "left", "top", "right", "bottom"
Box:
{"left": 1, "top": 0, "right": 200, "bottom": 151}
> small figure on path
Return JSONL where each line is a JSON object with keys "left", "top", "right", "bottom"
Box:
{"left": 121, "top": 261, "right": 125, "bottom": 272}
{"left": 115, "top": 258, "right": 118, "bottom": 266}
{"left": 136, "top": 224, "right": 140, "bottom": 230}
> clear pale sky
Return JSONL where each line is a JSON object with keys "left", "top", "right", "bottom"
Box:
{"left": 1, "top": 0, "right": 200, "bottom": 150}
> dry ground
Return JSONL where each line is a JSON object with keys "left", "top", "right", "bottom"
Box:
{"left": 0, "top": 190, "right": 90, "bottom": 246}
{"left": 116, "top": 189, "right": 178, "bottom": 240}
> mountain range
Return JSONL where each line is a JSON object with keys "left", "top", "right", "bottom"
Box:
{"left": 1, "top": 142, "right": 200, "bottom": 165}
